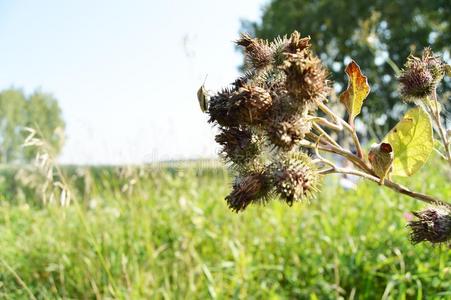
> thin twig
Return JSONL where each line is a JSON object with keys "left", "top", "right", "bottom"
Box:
{"left": 429, "top": 91, "right": 451, "bottom": 165}
{"left": 319, "top": 167, "right": 450, "bottom": 208}
{"left": 313, "top": 134, "right": 338, "bottom": 169}
{"left": 309, "top": 116, "right": 343, "bottom": 131}
{"left": 300, "top": 140, "right": 372, "bottom": 174}
{"left": 315, "top": 97, "right": 365, "bottom": 159}
{"left": 312, "top": 122, "right": 343, "bottom": 149}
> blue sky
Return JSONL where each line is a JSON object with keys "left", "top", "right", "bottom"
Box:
{"left": 0, "top": 0, "right": 266, "bottom": 164}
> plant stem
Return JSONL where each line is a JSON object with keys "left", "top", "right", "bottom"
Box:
{"left": 301, "top": 140, "right": 372, "bottom": 174}
{"left": 312, "top": 122, "right": 342, "bottom": 149}
{"left": 315, "top": 97, "right": 365, "bottom": 159}
{"left": 319, "top": 167, "right": 450, "bottom": 208}
{"left": 429, "top": 90, "right": 451, "bottom": 166}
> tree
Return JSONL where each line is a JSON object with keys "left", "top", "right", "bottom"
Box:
{"left": 241, "top": 0, "right": 450, "bottom": 137}
{"left": 0, "top": 88, "right": 65, "bottom": 163}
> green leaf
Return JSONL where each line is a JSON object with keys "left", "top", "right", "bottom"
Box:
{"left": 383, "top": 107, "right": 433, "bottom": 177}
{"left": 339, "top": 60, "right": 370, "bottom": 124}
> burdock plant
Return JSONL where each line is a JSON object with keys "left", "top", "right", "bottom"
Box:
{"left": 198, "top": 31, "right": 451, "bottom": 246}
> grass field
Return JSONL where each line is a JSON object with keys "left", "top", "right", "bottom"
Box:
{"left": 0, "top": 159, "right": 450, "bottom": 299}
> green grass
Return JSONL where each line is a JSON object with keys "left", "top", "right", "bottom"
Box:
{"left": 0, "top": 161, "right": 450, "bottom": 299}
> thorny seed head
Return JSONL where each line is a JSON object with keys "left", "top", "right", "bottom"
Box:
{"left": 205, "top": 32, "right": 330, "bottom": 212}
{"left": 226, "top": 171, "right": 271, "bottom": 212}
{"left": 267, "top": 116, "right": 312, "bottom": 150}
{"left": 286, "top": 31, "right": 311, "bottom": 54}
{"left": 399, "top": 48, "right": 446, "bottom": 102}
{"left": 229, "top": 85, "right": 273, "bottom": 125}
{"left": 282, "top": 49, "right": 330, "bottom": 110}
{"left": 399, "top": 60, "right": 434, "bottom": 101}
{"left": 215, "top": 127, "right": 260, "bottom": 165}
{"left": 422, "top": 48, "right": 446, "bottom": 83}
{"left": 208, "top": 87, "right": 239, "bottom": 127}
{"left": 236, "top": 33, "right": 273, "bottom": 71}
{"left": 407, "top": 206, "right": 451, "bottom": 245}
{"left": 272, "top": 153, "right": 320, "bottom": 205}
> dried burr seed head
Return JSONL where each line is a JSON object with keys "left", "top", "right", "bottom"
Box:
{"left": 215, "top": 127, "right": 260, "bottom": 165}
{"left": 208, "top": 84, "right": 272, "bottom": 127}
{"left": 205, "top": 32, "right": 332, "bottom": 212}
{"left": 226, "top": 171, "right": 271, "bottom": 212}
{"left": 399, "top": 59, "right": 434, "bottom": 101}
{"left": 229, "top": 85, "right": 273, "bottom": 125}
{"left": 272, "top": 153, "right": 320, "bottom": 205}
{"left": 282, "top": 49, "right": 329, "bottom": 110}
{"left": 408, "top": 206, "right": 451, "bottom": 245}
{"left": 399, "top": 48, "right": 446, "bottom": 101}
{"left": 267, "top": 116, "right": 312, "bottom": 150}
{"left": 236, "top": 33, "right": 273, "bottom": 71}
{"left": 286, "top": 31, "right": 311, "bottom": 54}
{"left": 208, "top": 87, "right": 240, "bottom": 127}
{"left": 422, "top": 48, "right": 446, "bottom": 83}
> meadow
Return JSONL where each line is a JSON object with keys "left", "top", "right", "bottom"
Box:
{"left": 0, "top": 159, "right": 450, "bottom": 299}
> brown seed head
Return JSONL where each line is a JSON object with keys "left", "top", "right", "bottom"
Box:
{"left": 208, "top": 88, "right": 239, "bottom": 127}
{"left": 236, "top": 33, "right": 273, "bottom": 70}
{"left": 399, "top": 59, "right": 434, "bottom": 101}
{"left": 226, "top": 172, "right": 271, "bottom": 212}
{"left": 283, "top": 50, "right": 329, "bottom": 110}
{"left": 408, "top": 206, "right": 451, "bottom": 245}
{"left": 399, "top": 48, "right": 445, "bottom": 101}
{"left": 286, "top": 31, "right": 311, "bottom": 54}
{"left": 267, "top": 116, "right": 312, "bottom": 150}
{"left": 272, "top": 153, "right": 320, "bottom": 205}
{"left": 422, "top": 48, "right": 446, "bottom": 83}
{"left": 230, "top": 85, "right": 273, "bottom": 125}
{"left": 215, "top": 127, "right": 259, "bottom": 165}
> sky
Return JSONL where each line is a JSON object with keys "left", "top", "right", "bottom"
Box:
{"left": 0, "top": 0, "right": 266, "bottom": 164}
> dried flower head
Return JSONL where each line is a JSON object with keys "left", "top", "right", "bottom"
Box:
{"left": 282, "top": 49, "right": 329, "bottom": 110}
{"left": 267, "top": 116, "right": 312, "bottom": 150}
{"left": 422, "top": 48, "right": 446, "bottom": 83}
{"left": 229, "top": 85, "right": 273, "bottom": 125}
{"left": 272, "top": 153, "right": 320, "bottom": 205}
{"left": 208, "top": 87, "right": 239, "bottom": 127}
{"left": 399, "top": 48, "right": 446, "bottom": 101}
{"left": 205, "top": 32, "right": 330, "bottom": 213}
{"left": 236, "top": 33, "right": 273, "bottom": 70}
{"left": 215, "top": 127, "right": 260, "bottom": 165}
{"left": 226, "top": 171, "right": 271, "bottom": 212}
{"left": 286, "top": 31, "right": 311, "bottom": 54}
{"left": 399, "top": 59, "right": 434, "bottom": 101}
{"left": 407, "top": 206, "right": 451, "bottom": 245}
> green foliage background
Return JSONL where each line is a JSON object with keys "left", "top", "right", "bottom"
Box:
{"left": 241, "top": 0, "right": 450, "bottom": 136}
{"left": 0, "top": 160, "right": 449, "bottom": 299}
{"left": 0, "top": 88, "right": 65, "bottom": 163}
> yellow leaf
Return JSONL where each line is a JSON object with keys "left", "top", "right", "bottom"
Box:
{"left": 383, "top": 107, "right": 433, "bottom": 177}
{"left": 339, "top": 60, "right": 370, "bottom": 124}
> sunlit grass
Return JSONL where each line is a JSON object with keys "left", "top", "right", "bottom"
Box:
{"left": 0, "top": 160, "right": 450, "bottom": 299}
